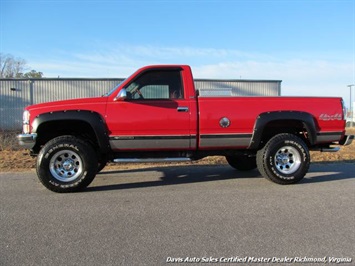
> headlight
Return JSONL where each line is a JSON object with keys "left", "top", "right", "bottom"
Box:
{"left": 23, "top": 110, "right": 30, "bottom": 134}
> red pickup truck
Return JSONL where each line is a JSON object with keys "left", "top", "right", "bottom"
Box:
{"left": 18, "top": 65, "right": 353, "bottom": 192}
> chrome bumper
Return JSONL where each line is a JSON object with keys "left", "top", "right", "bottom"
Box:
{"left": 17, "top": 133, "right": 37, "bottom": 149}
{"left": 339, "top": 135, "right": 354, "bottom": 146}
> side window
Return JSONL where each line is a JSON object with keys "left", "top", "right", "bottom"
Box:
{"left": 126, "top": 70, "right": 183, "bottom": 100}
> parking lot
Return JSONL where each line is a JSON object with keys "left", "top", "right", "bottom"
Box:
{"left": 1, "top": 163, "right": 354, "bottom": 265}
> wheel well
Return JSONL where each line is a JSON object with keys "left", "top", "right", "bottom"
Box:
{"left": 258, "top": 120, "right": 311, "bottom": 149}
{"left": 33, "top": 120, "right": 98, "bottom": 153}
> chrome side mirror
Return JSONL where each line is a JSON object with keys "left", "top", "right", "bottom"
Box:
{"left": 114, "top": 88, "right": 127, "bottom": 101}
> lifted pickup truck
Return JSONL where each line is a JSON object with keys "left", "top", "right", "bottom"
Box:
{"left": 18, "top": 65, "right": 353, "bottom": 192}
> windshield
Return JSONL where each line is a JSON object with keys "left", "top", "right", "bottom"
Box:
{"left": 103, "top": 70, "right": 139, "bottom": 96}
{"left": 103, "top": 79, "right": 126, "bottom": 96}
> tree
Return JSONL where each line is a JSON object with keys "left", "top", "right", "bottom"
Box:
{"left": 0, "top": 53, "right": 43, "bottom": 78}
{"left": 0, "top": 53, "right": 26, "bottom": 78}
{"left": 23, "top": 70, "right": 43, "bottom": 78}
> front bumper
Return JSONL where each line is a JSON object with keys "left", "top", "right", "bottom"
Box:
{"left": 17, "top": 133, "right": 37, "bottom": 149}
{"left": 339, "top": 134, "right": 354, "bottom": 146}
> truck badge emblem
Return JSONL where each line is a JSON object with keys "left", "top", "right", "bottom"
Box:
{"left": 319, "top": 113, "right": 342, "bottom": 121}
{"left": 220, "top": 117, "right": 231, "bottom": 128}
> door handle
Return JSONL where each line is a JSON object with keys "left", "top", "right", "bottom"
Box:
{"left": 177, "top": 107, "right": 189, "bottom": 112}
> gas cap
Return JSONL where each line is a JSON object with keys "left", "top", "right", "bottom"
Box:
{"left": 219, "top": 117, "right": 231, "bottom": 128}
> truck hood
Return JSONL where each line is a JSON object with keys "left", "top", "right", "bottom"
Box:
{"left": 25, "top": 97, "right": 108, "bottom": 113}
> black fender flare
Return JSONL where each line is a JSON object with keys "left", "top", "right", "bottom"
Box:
{"left": 249, "top": 111, "right": 317, "bottom": 149}
{"left": 32, "top": 110, "right": 110, "bottom": 153}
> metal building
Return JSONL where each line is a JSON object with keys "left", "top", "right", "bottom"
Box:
{"left": 196, "top": 79, "right": 281, "bottom": 97}
{"left": 0, "top": 78, "right": 281, "bottom": 130}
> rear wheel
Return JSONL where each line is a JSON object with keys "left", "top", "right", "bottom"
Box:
{"left": 36, "top": 135, "right": 98, "bottom": 192}
{"left": 256, "top": 133, "right": 310, "bottom": 184}
{"left": 226, "top": 155, "right": 257, "bottom": 171}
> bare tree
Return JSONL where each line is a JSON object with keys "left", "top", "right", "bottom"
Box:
{"left": 0, "top": 53, "right": 12, "bottom": 77}
{"left": 0, "top": 53, "right": 43, "bottom": 78}
{"left": 0, "top": 53, "right": 28, "bottom": 78}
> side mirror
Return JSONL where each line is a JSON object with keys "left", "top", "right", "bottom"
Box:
{"left": 114, "top": 88, "right": 127, "bottom": 101}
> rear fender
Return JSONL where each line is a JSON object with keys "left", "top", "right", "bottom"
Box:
{"left": 249, "top": 111, "right": 317, "bottom": 149}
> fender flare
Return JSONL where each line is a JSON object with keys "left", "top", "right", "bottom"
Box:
{"left": 249, "top": 111, "right": 317, "bottom": 149}
{"left": 32, "top": 110, "right": 110, "bottom": 153}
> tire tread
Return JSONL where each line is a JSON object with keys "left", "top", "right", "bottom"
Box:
{"left": 256, "top": 133, "right": 310, "bottom": 185}
{"left": 36, "top": 135, "right": 98, "bottom": 192}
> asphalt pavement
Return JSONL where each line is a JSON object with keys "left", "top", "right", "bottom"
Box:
{"left": 1, "top": 163, "right": 354, "bottom": 266}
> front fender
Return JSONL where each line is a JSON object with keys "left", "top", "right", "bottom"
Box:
{"left": 32, "top": 110, "right": 110, "bottom": 153}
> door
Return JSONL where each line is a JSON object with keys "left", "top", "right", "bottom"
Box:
{"left": 106, "top": 69, "right": 193, "bottom": 151}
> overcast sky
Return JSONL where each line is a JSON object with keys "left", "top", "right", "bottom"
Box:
{"left": 1, "top": 0, "right": 354, "bottom": 106}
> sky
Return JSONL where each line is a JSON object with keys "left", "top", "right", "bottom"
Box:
{"left": 0, "top": 0, "right": 354, "bottom": 107}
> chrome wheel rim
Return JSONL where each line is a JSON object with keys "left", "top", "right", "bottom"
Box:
{"left": 49, "top": 150, "right": 83, "bottom": 182}
{"left": 274, "top": 146, "right": 301, "bottom": 175}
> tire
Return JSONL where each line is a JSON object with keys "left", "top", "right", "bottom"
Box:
{"left": 36, "top": 135, "right": 98, "bottom": 193}
{"left": 256, "top": 133, "right": 310, "bottom": 185}
{"left": 226, "top": 155, "right": 257, "bottom": 171}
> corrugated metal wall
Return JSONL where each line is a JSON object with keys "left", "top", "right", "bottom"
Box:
{"left": 0, "top": 80, "right": 32, "bottom": 130}
{"left": 0, "top": 79, "right": 123, "bottom": 130}
{"left": 0, "top": 78, "right": 281, "bottom": 130}
{"left": 195, "top": 79, "right": 281, "bottom": 97}
{"left": 31, "top": 79, "right": 123, "bottom": 104}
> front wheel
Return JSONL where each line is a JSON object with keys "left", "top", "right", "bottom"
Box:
{"left": 256, "top": 133, "right": 310, "bottom": 184}
{"left": 36, "top": 136, "right": 98, "bottom": 192}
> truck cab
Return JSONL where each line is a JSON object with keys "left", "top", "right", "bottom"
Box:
{"left": 105, "top": 65, "right": 198, "bottom": 151}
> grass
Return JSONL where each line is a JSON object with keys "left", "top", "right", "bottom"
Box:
{"left": 0, "top": 128, "right": 354, "bottom": 171}
{"left": 0, "top": 130, "right": 21, "bottom": 151}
